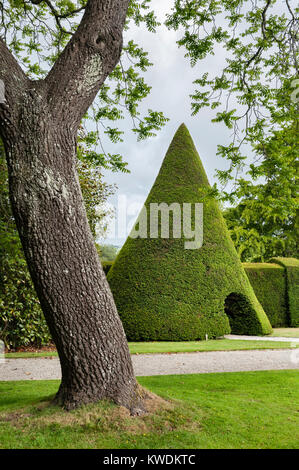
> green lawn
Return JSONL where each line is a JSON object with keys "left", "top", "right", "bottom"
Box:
{"left": 272, "top": 328, "right": 299, "bottom": 338}
{"left": 5, "top": 338, "right": 298, "bottom": 358}
{"left": 0, "top": 370, "right": 298, "bottom": 449}
{"left": 129, "top": 339, "right": 298, "bottom": 353}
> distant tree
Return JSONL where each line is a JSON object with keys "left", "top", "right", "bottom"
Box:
{"left": 224, "top": 206, "right": 298, "bottom": 263}
{"left": 98, "top": 244, "right": 119, "bottom": 262}
{"left": 223, "top": 120, "right": 298, "bottom": 262}
{"left": 76, "top": 161, "right": 115, "bottom": 239}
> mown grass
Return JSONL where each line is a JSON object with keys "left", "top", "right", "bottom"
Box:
{"left": 5, "top": 338, "right": 298, "bottom": 359}
{"left": 271, "top": 328, "right": 299, "bottom": 338}
{"left": 129, "top": 339, "right": 297, "bottom": 354}
{"left": 0, "top": 370, "right": 298, "bottom": 449}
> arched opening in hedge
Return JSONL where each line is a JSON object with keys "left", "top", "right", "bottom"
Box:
{"left": 224, "top": 292, "right": 261, "bottom": 335}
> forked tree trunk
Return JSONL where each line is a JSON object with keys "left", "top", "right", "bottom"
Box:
{"left": 4, "top": 88, "right": 143, "bottom": 413}
{"left": 0, "top": 0, "right": 142, "bottom": 412}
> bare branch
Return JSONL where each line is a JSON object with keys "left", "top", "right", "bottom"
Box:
{"left": 25, "top": 0, "right": 86, "bottom": 35}
{"left": 241, "top": 0, "right": 273, "bottom": 90}
{"left": 42, "top": 0, "right": 72, "bottom": 35}
{"left": 30, "top": 0, "right": 86, "bottom": 18}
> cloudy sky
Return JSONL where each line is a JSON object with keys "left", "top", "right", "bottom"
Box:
{"left": 98, "top": 0, "right": 241, "bottom": 246}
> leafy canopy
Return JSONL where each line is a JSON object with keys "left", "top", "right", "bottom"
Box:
{"left": 1, "top": 0, "right": 297, "bottom": 177}
{"left": 0, "top": 0, "right": 168, "bottom": 171}
{"left": 166, "top": 0, "right": 298, "bottom": 259}
{"left": 223, "top": 120, "right": 298, "bottom": 261}
{"left": 0, "top": 0, "right": 297, "bottom": 259}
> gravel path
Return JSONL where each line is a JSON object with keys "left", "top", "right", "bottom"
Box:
{"left": 1, "top": 348, "right": 299, "bottom": 381}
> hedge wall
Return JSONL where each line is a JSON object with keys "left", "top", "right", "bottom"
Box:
{"left": 243, "top": 263, "right": 288, "bottom": 327}
{"left": 270, "top": 258, "right": 299, "bottom": 327}
{"left": 107, "top": 124, "right": 272, "bottom": 341}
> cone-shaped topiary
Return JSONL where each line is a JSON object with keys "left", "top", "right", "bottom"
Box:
{"left": 107, "top": 124, "right": 272, "bottom": 340}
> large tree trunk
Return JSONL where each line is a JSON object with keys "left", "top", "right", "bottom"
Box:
{"left": 0, "top": 0, "right": 142, "bottom": 412}
{"left": 4, "top": 87, "right": 144, "bottom": 413}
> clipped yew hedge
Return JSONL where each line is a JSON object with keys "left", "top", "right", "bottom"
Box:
{"left": 243, "top": 262, "right": 288, "bottom": 327}
{"left": 270, "top": 258, "right": 299, "bottom": 327}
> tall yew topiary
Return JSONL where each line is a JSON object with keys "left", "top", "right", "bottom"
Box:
{"left": 107, "top": 124, "right": 272, "bottom": 340}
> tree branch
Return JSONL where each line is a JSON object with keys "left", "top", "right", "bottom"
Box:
{"left": 241, "top": 0, "right": 273, "bottom": 91}
{"left": 0, "top": 37, "right": 29, "bottom": 141}
{"left": 30, "top": 0, "right": 86, "bottom": 19}
{"left": 45, "top": 0, "right": 130, "bottom": 131}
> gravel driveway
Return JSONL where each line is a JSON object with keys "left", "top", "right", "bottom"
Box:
{"left": 225, "top": 334, "right": 299, "bottom": 343}
{"left": 1, "top": 348, "right": 298, "bottom": 381}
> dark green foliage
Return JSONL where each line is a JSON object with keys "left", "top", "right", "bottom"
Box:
{"left": 243, "top": 263, "right": 288, "bottom": 328}
{"left": 108, "top": 124, "right": 272, "bottom": 340}
{"left": 102, "top": 261, "right": 113, "bottom": 276}
{"left": 224, "top": 293, "right": 268, "bottom": 335}
{"left": 0, "top": 258, "right": 51, "bottom": 349}
{"left": 270, "top": 258, "right": 299, "bottom": 327}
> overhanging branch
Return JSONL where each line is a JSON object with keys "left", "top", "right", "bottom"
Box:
{"left": 45, "top": 0, "right": 130, "bottom": 130}
{"left": 0, "top": 37, "right": 29, "bottom": 139}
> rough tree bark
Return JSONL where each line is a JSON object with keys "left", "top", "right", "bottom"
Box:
{"left": 0, "top": 0, "right": 145, "bottom": 413}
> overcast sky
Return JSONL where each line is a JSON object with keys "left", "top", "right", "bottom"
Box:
{"left": 98, "top": 0, "right": 242, "bottom": 247}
